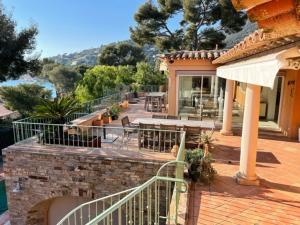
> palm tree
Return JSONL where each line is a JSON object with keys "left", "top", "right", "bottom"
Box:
{"left": 33, "top": 96, "right": 83, "bottom": 124}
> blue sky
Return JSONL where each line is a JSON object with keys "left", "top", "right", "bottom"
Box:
{"left": 2, "top": 0, "right": 148, "bottom": 57}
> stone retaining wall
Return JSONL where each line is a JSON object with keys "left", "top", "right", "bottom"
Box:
{"left": 3, "top": 147, "right": 171, "bottom": 225}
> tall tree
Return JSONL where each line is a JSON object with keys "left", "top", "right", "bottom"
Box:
{"left": 0, "top": 84, "right": 51, "bottom": 116}
{"left": 97, "top": 41, "right": 145, "bottom": 66}
{"left": 42, "top": 65, "right": 82, "bottom": 94}
{"left": 135, "top": 62, "right": 166, "bottom": 86}
{"left": 130, "top": 0, "right": 247, "bottom": 51}
{"left": 0, "top": 3, "right": 40, "bottom": 81}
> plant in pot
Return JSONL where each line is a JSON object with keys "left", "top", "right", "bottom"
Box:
{"left": 185, "top": 148, "right": 216, "bottom": 184}
{"left": 109, "top": 104, "right": 121, "bottom": 120}
{"left": 102, "top": 109, "right": 112, "bottom": 124}
{"left": 131, "top": 83, "right": 140, "bottom": 98}
{"left": 199, "top": 131, "right": 214, "bottom": 154}
{"left": 92, "top": 115, "right": 103, "bottom": 126}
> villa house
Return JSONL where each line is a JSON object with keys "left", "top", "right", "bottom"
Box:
{"left": 2, "top": 0, "right": 300, "bottom": 225}
{"left": 160, "top": 0, "right": 300, "bottom": 187}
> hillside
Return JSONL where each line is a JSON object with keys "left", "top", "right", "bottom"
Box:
{"left": 49, "top": 22, "right": 257, "bottom": 67}
{"left": 49, "top": 42, "right": 159, "bottom": 66}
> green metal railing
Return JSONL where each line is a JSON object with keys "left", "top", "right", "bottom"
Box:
{"left": 56, "top": 187, "right": 137, "bottom": 225}
{"left": 56, "top": 132, "right": 187, "bottom": 225}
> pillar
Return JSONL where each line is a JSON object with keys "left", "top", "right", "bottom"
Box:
{"left": 221, "top": 79, "right": 234, "bottom": 135}
{"left": 213, "top": 77, "right": 219, "bottom": 106}
{"left": 210, "top": 76, "right": 215, "bottom": 96}
{"left": 236, "top": 83, "right": 260, "bottom": 186}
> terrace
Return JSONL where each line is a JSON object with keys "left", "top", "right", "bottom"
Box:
{"left": 4, "top": 87, "right": 300, "bottom": 225}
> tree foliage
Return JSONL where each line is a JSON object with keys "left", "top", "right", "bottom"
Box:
{"left": 0, "top": 84, "right": 51, "bottom": 116}
{"left": 97, "top": 41, "right": 145, "bottom": 66}
{"left": 33, "top": 95, "right": 82, "bottom": 124}
{"left": 135, "top": 62, "right": 166, "bottom": 86}
{"left": 40, "top": 62, "right": 82, "bottom": 94}
{"left": 130, "top": 0, "right": 247, "bottom": 51}
{"left": 75, "top": 65, "right": 135, "bottom": 102}
{"left": 0, "top": 4, "right": 40, "bottom": 81}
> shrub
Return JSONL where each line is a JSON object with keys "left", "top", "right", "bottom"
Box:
{"left": 185, "top": 148, "right": 216, "bottom": 184}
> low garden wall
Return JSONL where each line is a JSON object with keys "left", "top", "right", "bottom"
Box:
{"left": 3, "top": 146, "right": 171, "bottom": 225}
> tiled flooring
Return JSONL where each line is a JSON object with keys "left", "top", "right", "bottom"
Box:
{"left": 188, "top": 132, "right": 300, "bottom": 225}
{"left": 3, "top": 100, "right": 300, "bottom": 224}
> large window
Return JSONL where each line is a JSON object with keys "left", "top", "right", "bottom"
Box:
{"left": 178, "top": 74, "right": 224, "bottom": 120}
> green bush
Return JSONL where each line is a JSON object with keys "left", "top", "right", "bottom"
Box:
{"left": 185, "top": 148, "right": 216, "bottom": 184}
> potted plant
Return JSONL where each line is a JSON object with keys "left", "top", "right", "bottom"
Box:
{"left": 131, "top": 83, "right": 139, "bottom": 98}
{"left": 102, "top": 110, "right": 112, "bottom": 124}
{"left": 109, "top": 104, "right": 121, "bottom": 120}
{"left": 199, "top": 131, "right": 214, "bottom": 153}
{"left": 185, "top": 148, "right": 216, "bottom": 184}
{"left": 92, "top": 115, "right": 103, "bottom": 126}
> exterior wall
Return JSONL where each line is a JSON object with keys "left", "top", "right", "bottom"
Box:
{"left": 164, "top": 59, "right": 217, "bottom": 115}
{"left": 278, "top": 69, "right": 300, "bottom": 139}
{"left": 235, "top": 82, "right": 246, "bottom": 108}
{"left": 3, "top": 147, "right": 170, "bottom": 225}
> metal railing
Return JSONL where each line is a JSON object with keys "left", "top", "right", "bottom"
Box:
{"left": 13, "top": 117, "right": 183, "bottom": 153}
{"left": 56, "top": 187, "right": 137, "bottom": 225}
{"left": 81, "top": 92, "right": 124, "bottom": 114}
{"left": 56, "top": 132, "right": 187, "bottom": 225}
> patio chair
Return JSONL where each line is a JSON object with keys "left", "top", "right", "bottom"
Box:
{"left": 188, "top": 115, "right": 202, "bottom": 121}
{"left": 183, "top": 125, "right": 202, "bottom": 149}
{"left": 167, "top": 115, "right": 181, "bottom": 120}
{"left": 150, "top": 97, "right": 161, "bottom": 112}
{"left": 161, "top": 94, "right": 167, "bottom": 112}
{"left": 138, "top": 123, "right": 159, "bottom": 150}
{"left": 159, "top": 124, "right": 179, "bottom": 152}
{"left": 152, "top": 114, "right": 166, "bottom": 119}
{"left": 121, "top": 116, "right": 138, "bottom": 137}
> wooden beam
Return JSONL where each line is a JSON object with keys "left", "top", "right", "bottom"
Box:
{"left": 258, "top": 11, "right": 300, "bottom": 35}
{"left": 248, "top": 0, "right": 295, "bottom": 21}
{"left": 231, "top": 0, "right": 271, "bottom": 11}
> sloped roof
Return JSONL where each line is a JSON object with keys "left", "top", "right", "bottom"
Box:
{"left": 213, "top": 30, "right": 300, "bottom": 64}
{"left": 160, "top": 50, "right": 226, "bottom": 61}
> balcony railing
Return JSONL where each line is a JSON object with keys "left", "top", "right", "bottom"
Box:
{"left": 13, "top": 118, "right": 183, "bottom": 153}
{"left": 80, "top": 85, "right": 161, "bottom": 114}
{"left": 57, "top": 132, "right": 187, "bottom": 225}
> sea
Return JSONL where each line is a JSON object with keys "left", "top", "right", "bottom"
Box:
{"left": 0, "top": 75, "right": 56, "bottom": 97}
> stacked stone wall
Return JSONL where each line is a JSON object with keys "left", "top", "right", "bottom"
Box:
{"left": 4, "top": 147, "right": 171, "bottom": 225}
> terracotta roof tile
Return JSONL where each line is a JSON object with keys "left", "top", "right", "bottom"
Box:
{"left": 213, "top": 29, "right": 300, "bottom": 64}
{"left": 160, "top": 50, "right": 226, "bottom": 61}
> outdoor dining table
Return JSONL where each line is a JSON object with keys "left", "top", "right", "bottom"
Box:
{"left": 132, "top": 118, "right": 215, "bottom": 130}
{"left": 145, "top": 92, "right": 166, "bottom": 112}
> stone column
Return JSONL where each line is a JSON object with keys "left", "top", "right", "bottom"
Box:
{"left": 213, "top": 77, "right": 219, "bottom": 106}
{"left": 210, "top": 76, "right": 215, "bottom": 96}
{"left": 236, "top": 83, "right": 260, "bottom": 186}
{"left": 221, "top": 79, "right": 234, "bottom": 135}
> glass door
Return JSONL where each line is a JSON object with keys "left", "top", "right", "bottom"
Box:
{"left": 178, "top": 75, "right": 223, "bottom": 120}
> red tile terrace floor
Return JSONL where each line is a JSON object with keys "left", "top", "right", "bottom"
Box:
{"left": 188, "top": 132, "right": 300, "bottom": 225}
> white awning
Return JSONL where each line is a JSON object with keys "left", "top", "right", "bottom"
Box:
{"left": 216, "top": 51, "right": 285, "bottom": 88}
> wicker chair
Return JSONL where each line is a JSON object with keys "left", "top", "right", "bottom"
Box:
{"left": 152, "top": 114, "right": 166, "bottom": 119}
{"left": 167, "top": 115, "right": 180, "bottom": 120}
{"left": 159, "top": 124, "right": 179, "bottom": 152}
{"left": 183, "top": 125, "right": 202, "bottom": 149}
{"left": 188, "top": 115, "right": 202, "bottom": 121}
{"left": 138, "top": 123, "right": 159, "bottom": 150}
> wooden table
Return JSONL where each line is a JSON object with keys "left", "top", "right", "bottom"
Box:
{"left": 145, "top": 92, "right": 166, "bottom": 112}
{"left": 132, "top": 118, "right": 215, "bottom": 130}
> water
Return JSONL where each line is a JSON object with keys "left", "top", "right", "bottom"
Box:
{"left": 0, "top": 75, "right": 56, "bottom": 97}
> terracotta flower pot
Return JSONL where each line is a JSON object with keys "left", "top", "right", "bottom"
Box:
{"left": 92, "top": 119, "right": 103, "bottom": 126}
{"left": 103, "top": 116, "right": 112, "bottom": 124}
